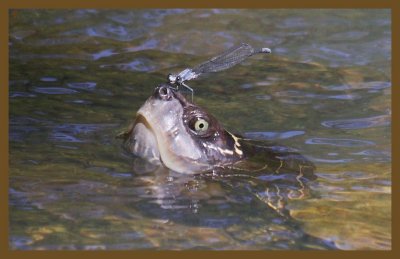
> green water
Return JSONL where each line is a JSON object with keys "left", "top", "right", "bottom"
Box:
{"left": 9, "top": 9, "right": 391, "bottom": 250}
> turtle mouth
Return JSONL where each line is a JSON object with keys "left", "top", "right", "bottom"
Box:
{"left": 135, "top": 113, "right": 152, "bottom": 132}
{"left": 131, "top": 112, "right": 161, "bottom": 162}
{"left": 135, "top": 109, "right": 160, "bottom": 140}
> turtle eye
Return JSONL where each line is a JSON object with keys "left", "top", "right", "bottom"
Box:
{"left": 189, "top": 117, "right": 209, "bottom": 136}
{"left": 195, "top": 119, "right": 209, "bottom": 132}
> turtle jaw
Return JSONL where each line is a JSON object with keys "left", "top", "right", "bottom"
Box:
{"left": 133, "top": 94, "right": 211, "bottom": 174}
{"left": 130, "top": 114, "right": 161, "bottom": 163}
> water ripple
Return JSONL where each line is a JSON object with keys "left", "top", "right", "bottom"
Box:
{"left": 10, "top": 30, "right": 36, "bottom": 40}
{"left": 125, "top": 39, "right": 158, "bottom": 52}
{"left": 321, "top": 115, "right": 390, "bottom": 129}
{"left": 305, "top": 138, "right": 375, "bottom": 147}
{"left": 101, "top": 58, "right": 156, "bottom": 72}
{"left": 68, "top": 99, "right": 93, "bottom": 105}
{"left": 53, "top": 123, "right": 116, "bottom": 135}
{"left": 48, "top": 123, "right": 117, "bottom": 143}
{"left": 240, "top": 83, "right": 253, "bottom": 89}
{"left": 10, "top": 126, "right": 39, "bottom": 142}
{"left": 319, "top": 46, "right": 351, "bottom": 58}
{"left": 10, "top": 117, "right": 47, "bottom": 142}
{"left": 342, "top": 171, "right": 376, "bottom": 180}
{"left": 308, "top": 157, "right": 353, "bottom": 164}
{"left": 92, "top": 49, "right": 117, "bottom": 60}
{"left": 317, "top": 171, "right": 377, "bottom": 181}
{"left": 328, "top": 31, "right": 369, "bottom": 41}
{"left": 274, "top": 90, "right": 360, "bottom": 101}
{"left": 351, "top": 185, "right": 390, "bottom": 194}
{"left": 62, "top": 65, "right": 87, "bottom": 70}
{"left": 324, "top": 81, "right": 391, "bottom": 91}
{"left": 244, "top": 131, "right": 305, "bottom": 140}
{"left": 9, "top": 188, "right": 35, "bottom": 210}
{"left": 83, "top": 24, "right": 145, "bottom": 42}
{"left": 49, "top": 133, "right": 83, "bottom": 143}
{"left": 32, "top": 87, "right": 79, "bottom": 95}
{"left": 255, "top": 95, "right": 272, "bottom": 100}
{"left": 351, "top": 149, "right": 391, "bottom": 162}
{"left": 40, "top": 77, "right": 58, "bottom": 82}
{"left": 32, "top": 37, "right": 87, "bottom": 46}
{"left": 67, "top": 82, "right": 97, "bottom": 91}
{"left": 352, "top": 149, "right": 391, "bottom": 157}
{"left": 10, "top": 53, "right": 88, "bottom": 61}
{"left": 277, "top": 17, "right": 309, "bottom": 29}
{"left": 10, "top": 92, "right": 37, "bottom": 98}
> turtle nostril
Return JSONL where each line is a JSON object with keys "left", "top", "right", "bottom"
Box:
{"left": 157, "top": 86, "right": 171, "bottom": 100}
{"left": 159, "top": 87, "right": 168, "bottom": 96}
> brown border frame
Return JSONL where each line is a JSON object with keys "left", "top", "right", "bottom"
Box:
{"left": 1, "top": 0, "right": 397, "bottom": 258}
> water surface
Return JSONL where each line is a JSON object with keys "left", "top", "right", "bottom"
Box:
{"left": 9, "top": 9, "right": 391, "bottom": 250}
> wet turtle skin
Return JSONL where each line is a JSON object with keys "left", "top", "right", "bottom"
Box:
{"left": 121, "top": 84, "right": 315, "bottom": 178}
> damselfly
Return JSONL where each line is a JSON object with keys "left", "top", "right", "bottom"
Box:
{"left": 167, "top": 43, "right": 271, "bottom": 101}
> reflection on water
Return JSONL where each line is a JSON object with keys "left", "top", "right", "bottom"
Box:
{"left": 9, "top": 9, "right": 391, "bottom": 250}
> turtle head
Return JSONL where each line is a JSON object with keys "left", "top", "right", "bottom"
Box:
{"left": 124, "top": 84, "right": 244, "bottom": 174}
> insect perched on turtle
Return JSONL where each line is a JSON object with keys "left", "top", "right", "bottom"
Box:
{"left": 118, "top": 43, "right": 314, "bottom": 177}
